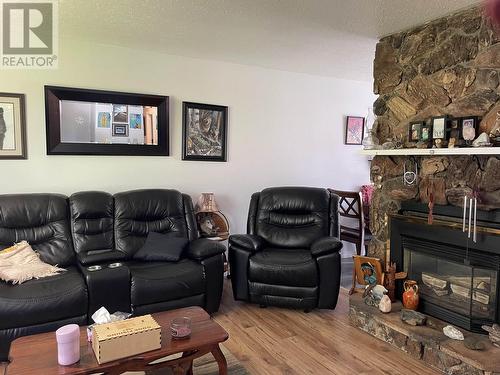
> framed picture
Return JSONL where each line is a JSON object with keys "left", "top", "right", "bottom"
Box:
{"left": 0, "top": 93, "right": 27, "bottom": 159}
{"left": 461, "top": 117, "right": 478, "bottom": 142}
{"left": 431, "top": 116, "right": 447, "bottom": 139}
{"left": 182, "top": 102, "right": 228, "bottom": 162}
{"left": 421, "top": 122, "right": 432, "bottom": 142}
{"left": 45, "top": 86, "right": 169, "bottom": 156}
{"left": 345, "top": 116, "right": 365, "bottom": 145}
{"left": 112, "top": 123, "right": 129, "bottom": 137}
{"left": 409, "top": 121, "right": 423, "bottom": 142}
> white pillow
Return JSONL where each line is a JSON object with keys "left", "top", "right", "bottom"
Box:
{"left": 0, "top": 241, "right": 65, "bottom": 284}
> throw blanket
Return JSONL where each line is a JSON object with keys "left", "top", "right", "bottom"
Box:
{"left": 0, "top": 241, "right": 65, "bottom": 284}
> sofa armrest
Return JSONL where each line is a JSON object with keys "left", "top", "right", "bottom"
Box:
{"left": 186, "top": 238, "right": 226, "bottom": 260}
{"left": 229, "top": 234, "right": 265, "bottom": 253}
{"left": 310, "top": 237, "right": 343, "bottom": 257}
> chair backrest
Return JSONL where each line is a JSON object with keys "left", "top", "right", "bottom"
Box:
{"left": 0, "top": 194, "right": 76, "bottom": 267}
{"left": 114, "top": 189, "right": 198, "bottom": 257}
{"left": 330, "top": 189, "right": 364, "bottom": 234}
{"left": 247, "top": 187, "right": 339, "bottom": 248}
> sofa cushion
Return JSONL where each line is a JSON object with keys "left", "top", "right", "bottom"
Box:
{"left": 249, "top": 248, "right": 318, "bottom": 287}
{"left": 69, "top": 191, "right": 122, "bottom": 265}
{"left": 0, "top": 266, "right": 87, "bottom": 329}
{"left": 133, "top": 232, "right": 188, "bottom": 262}
{"left": 114, "top": 189, "right": 192, "bottom": 257}
{"left": 0, "top": 194, "right": 75, "bottom": 267}
{"left": 129, "top": 260, "right": 205, "bottom": 306}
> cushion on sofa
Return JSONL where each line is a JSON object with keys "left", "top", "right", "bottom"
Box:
{"left": 129, "top": 260, "right": 205, "bottom": 307}
{"left": 0, "top": 241, "right": 65, "bottom": 284}
{"left": 0, "top": 266, "right": 88, "bottom": 329}
{"left": 133, "top": 232, "right": 188, "bottom": 262}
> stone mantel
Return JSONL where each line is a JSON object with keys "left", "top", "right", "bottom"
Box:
{"left": 362, "top": 147, "right": 500, "bottom": 156}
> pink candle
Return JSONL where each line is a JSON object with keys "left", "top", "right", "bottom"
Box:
{"left": 56, "top": 324, "right": 80, "bottom": 366}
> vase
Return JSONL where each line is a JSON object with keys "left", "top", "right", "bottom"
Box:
{"left": 402, "top": 280, "right": 419, "bottom": 310}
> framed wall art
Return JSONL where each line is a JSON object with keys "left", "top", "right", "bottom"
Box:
{"left": 345, "top": 116, "right": 365, "bottom": 145}
{"left": 409, "top": 121, "right": 423, "bottom": 142}
{"left": 45, "top": 86, "right": 169, "bottom": 156}
{"left": 0, "top": 93, "right": 27, "bottom": 159}
{"left": 182, "top": 101, "right": 228, "bottom": 162}
{"left": 431, "top": 116, "right": 447, "bottom": 140}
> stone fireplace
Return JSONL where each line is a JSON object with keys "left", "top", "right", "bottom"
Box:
{"left": 348, "top": 5, "right": 500, "bottom": 374}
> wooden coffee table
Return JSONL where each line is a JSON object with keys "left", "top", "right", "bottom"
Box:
{"left": 6, "top": 306, "right": 228, "bottom": 375}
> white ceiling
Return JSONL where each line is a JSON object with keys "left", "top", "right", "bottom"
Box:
{"left": 60, "top": 0, "right": 482, "bottom": 82}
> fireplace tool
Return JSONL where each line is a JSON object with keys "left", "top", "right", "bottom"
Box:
{"left": 462, "top": 192, "right": 478, "bottom": 266}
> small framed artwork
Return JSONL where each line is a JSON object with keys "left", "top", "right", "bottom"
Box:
{"left": 0, "top": 93, "right": 27, "bottom": 159}
{"left": 421, "top": 122, "right": 432, "bottom": 142}
{"left": 345, "top": 116, "right": 365, "bottom": 145}
{"left": 461, "top": 117, "right": 478, "bottom": 142}
{"left": 182, "top": 101, "right": 228, "bottom": 162}
{"left": 112, "top": 123, "right": 129, "bottom": 137}
{"left": 431, "top": 116, "right": 447, "bottom": 139}
{"left": 409, "top": 121, "right": 423, "bottom": 142}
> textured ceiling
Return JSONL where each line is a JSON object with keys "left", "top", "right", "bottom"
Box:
{"left": 60, "top": 0, "right": 482, "bottom": 81}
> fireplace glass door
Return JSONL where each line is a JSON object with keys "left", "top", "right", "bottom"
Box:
{"left": 404, "top": 248, "right": 497, "bottom": 321}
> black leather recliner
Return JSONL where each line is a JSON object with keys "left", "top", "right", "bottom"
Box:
{"left": 0, "top": 189, "right": 225, "bottom": 361}
{"left": 229, "top": 187, "right": 343, "bottom": 310}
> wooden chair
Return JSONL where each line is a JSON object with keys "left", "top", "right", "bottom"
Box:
{"left": 330, "top": 189, "right": 372, "bottom": 256}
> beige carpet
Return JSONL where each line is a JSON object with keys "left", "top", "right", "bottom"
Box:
{"left": 126, "top": 345, "right": 249, "bottom": 375}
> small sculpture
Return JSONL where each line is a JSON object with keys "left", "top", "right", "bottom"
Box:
{"left": 364, "top": 284, "right": 387, "bottom": 307}
{"left": 473, "top": 132, "right": 491, "bottom": 147}
{"left": 379, "top": 295, "right": 392, "bottom": 313}
{"left": 384, "top": 262, "right": 407, "bottom": 302}
{"left": 443, "top": 325, "right": 464, "bottom": 341}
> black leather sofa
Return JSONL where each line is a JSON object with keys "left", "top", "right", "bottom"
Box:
{"left": 229, "top": 187, "right": 342, "bottom": 310}
{"left": 0, "top": 189, "right": 225, "bottom": 361}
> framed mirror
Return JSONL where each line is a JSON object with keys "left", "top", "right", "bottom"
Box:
{"left": 45, "top": 86, "right": 169, "bottom": 156}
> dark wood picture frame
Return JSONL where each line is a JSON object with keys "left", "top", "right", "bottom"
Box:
{"left": 0, "top": 92, "right": 27, "bottom": 159}
{"left": 182, "top": 101, "right": 228, "bottom": 162}
{"left": 45, "top": 86, "right": 169, "bottom": 156}
{"left": 344, "top": 116, "right": 365, "bottom": 145}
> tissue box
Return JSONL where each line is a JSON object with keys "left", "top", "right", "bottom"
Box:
{"left": 91, "top": 314, "right": 161, "bottom": 364}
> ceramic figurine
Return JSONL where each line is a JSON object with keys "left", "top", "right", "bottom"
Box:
{"left": 402, "top": 280, "right": 419, "bottom": 310}
{"left": 379, "top": 295, "right": 392, "bottom": 313}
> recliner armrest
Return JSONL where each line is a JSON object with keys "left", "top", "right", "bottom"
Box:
{"left": 310, "top": 237, "right": 343, "bottom": 257}
{"left": 229, "top": 234, "right": 265, "bottom": 253}
{"left": 186, "top": 238, "right": 226, "bottom": 260}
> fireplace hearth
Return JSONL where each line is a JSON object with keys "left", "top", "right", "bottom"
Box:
{"left": 390, "top": 201, "right": 500, "bottom": 333}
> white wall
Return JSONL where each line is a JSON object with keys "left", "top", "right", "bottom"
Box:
{"left": 0, "top": 39, "right": 375, "bottom": 235}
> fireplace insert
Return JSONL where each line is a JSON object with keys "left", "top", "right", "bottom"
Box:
{"left": 390, "top": 201, "right": 500, "bottom": 333}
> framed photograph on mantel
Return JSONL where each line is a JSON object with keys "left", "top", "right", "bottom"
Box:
{"left": 182, "top": 101, "right": 228, "bottom": 162}
{"left": 345, "top": 116, "right": 365, "bottom": 145}
{"left": 0, "top": 93, "right": 27, "bottom": 159}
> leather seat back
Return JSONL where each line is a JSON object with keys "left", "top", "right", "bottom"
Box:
{"left": 249, "top": 187, "right": 338, "bottom": 248}
{"left": 0, "top": 194, "right": 75, "bottom": 266}
{"left": 69, "top": 191, "right": 123, "bottom": 265}
{"left": 114, "top": 189, "right": 197, "bottom": 257}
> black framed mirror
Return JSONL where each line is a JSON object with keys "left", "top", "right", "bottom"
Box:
{"left": 45, "top": 86, "right": 169, "bottom": 156}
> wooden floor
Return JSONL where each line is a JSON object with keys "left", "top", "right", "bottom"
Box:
{"left": 214, "top": 281, "right": 440, "bottom": 375}
{"left": 1, "top": 282, "right": 441, "bottom": 375}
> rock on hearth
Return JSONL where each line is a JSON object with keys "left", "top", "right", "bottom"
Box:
{"left": 401, "top": 309, "right": 427, "bottom": 326}
{"left": 443, "top": 325, "right": 464, "bottom": 341}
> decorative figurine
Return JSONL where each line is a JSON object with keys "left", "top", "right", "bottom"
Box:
{"left": 379, "top": 295, "right": 392, "bottom": 313}
{"left": 384, "top": 262, "right": 407, "bottom": 302}
{"left": 402, "top": 280, "right": 419, "bottom": 310}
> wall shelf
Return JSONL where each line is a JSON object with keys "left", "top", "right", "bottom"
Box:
{"left": 361, "top": 147, "right": 500, "bottom": 156}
